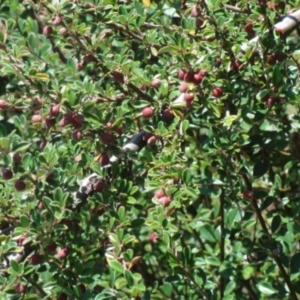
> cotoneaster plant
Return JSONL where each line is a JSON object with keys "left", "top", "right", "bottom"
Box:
{"left": 0, "top": 1, "right": 300, "bottom": 300}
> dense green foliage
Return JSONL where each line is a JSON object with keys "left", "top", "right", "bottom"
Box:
{"left": 1, "top": 0, "right": 300, "bottom": 299}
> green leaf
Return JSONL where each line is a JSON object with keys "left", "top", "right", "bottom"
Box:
{"left": 199, "top": 224, "right": 216, "bottom": 242}
{"left": 272, "top": 65, "right": 283, "bottom": 86}
{"left": 0, "top": 137, "right": 10, "bottom": 152}
{"left": 194, "top": 269, "right": 206, "bottom": 286}
{"left": 12, "top": 142, "right": 31, "bottom": 152}
{"left": 0, "top": 124, "right": 7, "bottom": 137}
{"left": 27, "top": 32, "right": 37, "bottom": 49}
{"left": 256, "top": 89, "right": 269, "bottom": 100}
{"left": 256, "top": 282, "right": 277, "bottom": 295}
{"left": 54, "top": 187, "right": 64, "bottom": 203}
{"left": 181, "top": 169, "right": 192, "bottom": 184}
{"left": 117, "top": 206, "right": 125, "bottom": 220}
{"left": 253, "top": 159, "right": 269, "bottom": 178}
{"left": 290, "top": 252, "right": 300, "bottom": 274}
{"left": 119, "top": 5, "right": 128, "bottom": 16}
{"left": 206, "top": 256, "right": 220, "bottom": 266}
{"left": 223, "top": 115, "right": 238, "bottom": 127}
{"left": 10, "top": 260, "right": 20, "bottom": 273}
{"left": 271, "top": 215, "right": 281, "bottom": 233}
{"left": 30, "top": 73, "right": 49, "bottom": 81}
{"left": 158, "top": 46, "right": 177, "bottom": 55}
{"left": 108, "top": 260, "right": 125, "bottom": 273}
{"left": 124, "top": 269, "right": 134, "bottom": 287}
{"left": 224, "top": 281, "right": 236, "bottom": 295}
{"left": 20, "top": 215, "right": 29, "bottom": 227}
{"left": 159, "top": 282, "right": 172, "bottom": 298}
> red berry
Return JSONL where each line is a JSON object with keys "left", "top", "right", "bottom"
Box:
{"left": 184, "top": 93, "right": 194, "bottom": 102}
{"left": 15, "top": 283, "right": 26, "bottom": 294}
{"left": 2, "top": 169, "right": 13, "bottom": 180}
{"left": 148, "top": 232, "right": 158, "bottom": 243}
{"left": 53, "top": 15, "right": 62, "bottom": 25}
{"left": 40, "top": 140, "right": 47, "bottom": 149}
{"left": 57, "top": 248, "right": 68, "bottom": 259}
{"left": 159, "top": 196, "right": 172, "bottom": 207}
{"left": 113, "top": 71, "right": 124, "bottom": 83}
{"left": 94, "top": 181, "right": 106, "bottom": 192}
{"left": 43, "top": 25, "right": 53, "bottom": 36}
{"left": 245, "top": 23, "right": 254, "bottom": 35}
{"left": 29, "top": 253, "right": 41, "bottom": 265}
{"left": 84, "top": 53, "right": 96, "bottom": 63}
{"left": 151, "top": 78, "right": 161, "bottom": 89}
{"left": 32, "top": 115, "right": 42, "bottom": 123}
{"left": 147, "top": 136, "right": 156, "bottom": 145}
{"left": 162, "top": 108, "right": 174, "bottom": 120}
{"left": 199, "top": 69, "right": 208, "bottom": 76}
{"left": 57, "top": 293, "right": 68, "bottom": 300}
{"left": 59, "top": 27, "right": 68, "bottom": 36}
{"left": 59, "top": 118, "right": 68, "bottom": 127}
{"left": 142, "top": 107, "right": 154, "bottom": 118}
{"left": 179, "top": 83, "right": 188, "bottom": 92}
{"left": 193, "top": 72, "right": 203, "bottom": 84}
{"left": 45, "top": 116, "right": 56, "bottom": 128}
{"left": 0, "top": 99, "right": 7, "bottom": 108}
{"left": 50, "top": 104, "right": 60, "bottom": 116}
{"left": 18, "top": 236, "right": 26, "bottom": 245}
{"left": 267, "top": 55, "right": 276, "bottom": 65}
{"left": 266, "top": 96, "right": 276, "bottom": 107}
{"left": 46, "top": 242, "right": 57, "bottom": 253}
{"left": 154, "top": 190, "right": 165, "bottom": 199}
{"left": 65, "top": 112, "right": 75, "bottom": 122}
{"left": 86, "top": 3, "right": 95, "bottom": 8}
{"left": 13, "top": 152, "right": 22, "bottom": 164}
{"left": 73, "top": 129, "right": 82, "bottom": 141}
{"left": 143, "top": 132, "right": 153, "bottom": 141}
{"left": 100, "top": 132, "right": 114, "bottom": 144}
{"left": 14, "top": 180, "right": 26, "bottom": 191}
{"left": 191, "top": 6, "right": 201, "bottom": 17}
{"left": 178, "top": 70, "right": 186, "bottom": 80}
{"left": 37, "top": 201, "right": 44, "bottom": 210}
{"left": 212, "top": 87, "right": 223, "bottom": 98}
{"left": 275, "top": 1, "right": 285, "bottom": 10}
{"left": 243, "top": 190, "right": 254, "bottom": 200}
{"left": 99, "top": 153, "right": 110, "bottom": 166}
{"left": 275, "top": 52, "right": 286, "bottom": 62}
{"left": 95, "top": 206, "right": 105, "bottom": 216}
{"left": 184, "top": 72, "right": 194, "bottom": 83}
{"left": 231, "top": 60, "right": 240, "bottom": 71}
{"left": 196, "top": 18, "right": 204, "bottom": 28}
{"left": 72, "top": 113, "right": 84, "bottom": 127}
{"left": 77, "top": 62, "right": 84, "bottom": 70}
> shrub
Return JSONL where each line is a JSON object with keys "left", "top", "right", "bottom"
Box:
{"left": 0, "top": 1, "right": 300, "bottom": 299}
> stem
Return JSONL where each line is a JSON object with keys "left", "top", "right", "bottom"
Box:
{"left": 241, "top": 280, "right": 258, "bottom": 300}
{"left": 219, "top": 189, "right": 225, "bottom": 299}
{"left": 27, "top": 277, "right": 47, "bottom": 297}
{"left": 222, "top": 4, "right": 250, "bottom": 14}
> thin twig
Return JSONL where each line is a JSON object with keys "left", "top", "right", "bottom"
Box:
{"left": 219, "top": 189, "right": 225, "bottom": 299}
{"left": 222, "top": 4, "right": 250, "bottom": 14}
